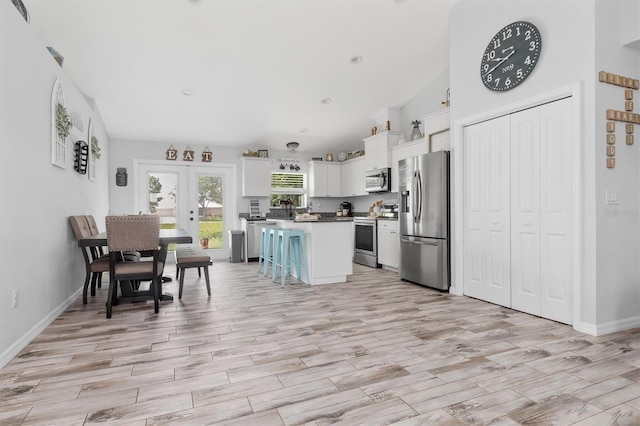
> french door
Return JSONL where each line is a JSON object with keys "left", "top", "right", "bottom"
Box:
{"left": 135, "top": 161, "right": 236, "bottom": 260}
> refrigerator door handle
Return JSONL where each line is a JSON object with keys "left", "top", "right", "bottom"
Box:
{"left": 400, "top": 236, "right": 439, "bottom": 246}
{"left": 415, "top": 170, "right": 422, "bottom": 223}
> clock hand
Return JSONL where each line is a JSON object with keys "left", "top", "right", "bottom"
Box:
{"left": 485, "top": 50, "right": 516, "bottom": 75}
{"left": 502, "top": 46, "right": 514, "bottom": 53}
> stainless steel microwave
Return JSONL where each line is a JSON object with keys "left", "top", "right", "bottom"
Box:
{"left": 365, "top": 168, "right": 391, "bottom": 193}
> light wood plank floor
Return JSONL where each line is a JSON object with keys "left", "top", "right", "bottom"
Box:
{"left": 1, "top": 261, "right": 639, "bottom": 425}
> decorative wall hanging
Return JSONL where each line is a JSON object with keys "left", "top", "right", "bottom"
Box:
{"left": 11, "top": 0, "right": 29, "bottom": 22}
{"left": 115, "top": 168, "right": 128, "bottom": 186}
{"left": 183, "top": 146, "right": 194, "bottom": 161}
{"left": 599, "top": 70, "right": 639, "bottom": 169}
{"left": 51, "top": 78, "right": 67, "bottom": 168}
{"left": 202, "top": 147, "right": 212, "bottom": 162}
{"left": 166, "top": 145, "right": 177, "bottom": 160}
{"left": 46, "top": 47, "right": 63, "bottom": 67}
{"left": 74, "top": 140, "right": 89, "bottom": 174}
{"left": 87, "top": 119, "right": 97, "bottom": 181}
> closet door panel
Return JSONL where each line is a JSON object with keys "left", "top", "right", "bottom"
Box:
{"left": 463, "top": 116, "right": 511, "bottom": 307}
{"left": 540, "top": 98, "right": 573, "bottom": 324}
{"left": 511, "top": 107, "right": 541, "bottom": 315}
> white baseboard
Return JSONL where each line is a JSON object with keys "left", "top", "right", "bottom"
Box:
{"left": 574, "top": 315, "right": 640, "bottom": 336}
{"left": 0, "top": 287, "right": 82, "bottom": 369}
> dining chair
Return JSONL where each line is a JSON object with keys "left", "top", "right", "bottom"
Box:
{"left": 69, "top": 215, "right": 110, "bottom": 304}
{"left": 105, "top": 215, "right": 162, "bottom": 319}
{"left": 85, "top": 214, "right": 140, "bottom": 263}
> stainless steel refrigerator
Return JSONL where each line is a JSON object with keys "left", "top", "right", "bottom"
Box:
{"left": 398, "top": 151, "right": 450, "bottom": 290}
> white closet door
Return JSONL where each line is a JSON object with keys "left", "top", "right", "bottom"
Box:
{"left": 511, "top": 107, "right": 541, "bottom": 315}
{"left": 539, "top": 98, "right": 573, "bottom": 324}
{"left": 463, "top": 115, "right": 511, "bottom": 307}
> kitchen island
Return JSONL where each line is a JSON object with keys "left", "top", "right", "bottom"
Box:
{"left": 271, "top": 218, "right": 353, "bottom": 285}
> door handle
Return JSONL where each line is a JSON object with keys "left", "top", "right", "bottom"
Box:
{"left": 402, "top": 238, "right": 439, "bottom": 246}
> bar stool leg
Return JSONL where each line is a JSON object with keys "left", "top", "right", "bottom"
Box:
{"left": 281, "top": 233, "right": 290, "bottom": 288}
{"left": 257, "top": 228, "right": 266, "bottom": 273}
{"left": 266, "top": 229, "right": 278, "bottom": 277}
{"left": 272, "top": 231, "right": 283, "bottom": 283}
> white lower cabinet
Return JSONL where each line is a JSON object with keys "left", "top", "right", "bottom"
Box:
{"left": 377, "top": 220, "right": 399, "bottom": 269}
{"left": 462, "top": 97, "right": 573, "bottom": 325}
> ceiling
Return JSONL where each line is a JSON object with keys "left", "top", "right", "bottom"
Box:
{"left": 24, "top": 0, "right": 457, "bottom": 154}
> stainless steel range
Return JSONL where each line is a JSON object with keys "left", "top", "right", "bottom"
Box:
{"left": 353, "top": 217, "right": 379, "bottom": 268}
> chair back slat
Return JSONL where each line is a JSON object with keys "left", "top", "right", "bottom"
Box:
{"left": 85, "top": 215, "right": 100, "bottom": 236}
{"left": 69, "top": 215, "right": 92, "bottom": 240}
{"left": 106, "top": 215, "right": 160, "bottom": 252}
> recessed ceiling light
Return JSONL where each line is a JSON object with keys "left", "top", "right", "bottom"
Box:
{"left": 321, "top": 98, "right": 332, "bottom": 105}
{"left": 350, "top": 55, "right": 363, "bottom": 65}
{"left": 181, "top": 89, "right": 193, "bottom": 96}
{"left": 299, "top": 128, "right": 309, "bottom": 133}
{"left": 393, "top": 0, "right": 407, "bottom": 3}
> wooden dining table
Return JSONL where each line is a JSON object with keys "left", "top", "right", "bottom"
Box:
{"left": 78, "top": 228, "right": 193, "bottom": 303}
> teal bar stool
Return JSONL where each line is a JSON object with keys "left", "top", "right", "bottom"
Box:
{"left": 272, "top": 229, "right": 308, "bottom": 288}
{"left": 257, "top": 226, "right": 278, "bottom": 275}
{"left": 263, "top": 227, "right": 283, "bottom": 277}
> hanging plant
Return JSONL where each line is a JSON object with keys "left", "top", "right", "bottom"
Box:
{"left": 90, "top": 135, "right": 101, "bottom": 159}
{"left": 56, "top": 103, "right": 72, "bottom": 139}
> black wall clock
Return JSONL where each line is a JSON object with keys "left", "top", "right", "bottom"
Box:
{"left": 480, "top": 21, "right": 542, "bottom": 92}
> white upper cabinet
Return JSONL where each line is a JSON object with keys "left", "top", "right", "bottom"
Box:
{"left": 423, "top": 109, "right": 450, "bottom": 152}
{"left": 308, "top": 161, "right": 342, "bottom": 197}
{"left": 363, "top": 131, "right": 401, "bottom": 171}
{"left": 390, "top": 140, "right": 428, "bottom": 193}
{"left": 341, "top": 156, "right": 366, "bottom": 197}
{"left": 241, "top": 157, "right": 272, "bottom": 197}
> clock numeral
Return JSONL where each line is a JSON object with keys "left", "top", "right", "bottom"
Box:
{"left": 524, "top": 29, "right": 532, "bottom": 40}
{"left": 502, "top": 28, "right": 512, "bottom": 40}
{"left": 486, "top": 50, "right": 496, "bottom": 61}
{"left": 516, "top": 69, "right": 523, "bottom": 79}
{"left": 504, "top": 77, "right": 512, "bottom": 87}
{"left": 515, "top": 26, "right": 522, "bottom": 36}
{"left": 529, "top": 41, "right": 536, "bottom": 51}
{"left": 483, "top": 64, "right": 489, "bottom": 73}
{"left": 493, "top": 77, "right": 500, "bottom": 87}
{"left": 492, "top": 39, "right": 501, "bottom": 49}
{"left": 524, "top": 55, "right": 532, "bottom": 65}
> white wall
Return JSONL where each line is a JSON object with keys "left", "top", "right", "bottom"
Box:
{"left": 0, "top": 2, "right": 111, "bottom": 366}
{"left": 594, "top": 0, "right": 640, "bottom": 330}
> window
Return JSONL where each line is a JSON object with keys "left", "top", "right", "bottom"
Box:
{"left": 271, "top": 172, "right": 306, "bottom": 208}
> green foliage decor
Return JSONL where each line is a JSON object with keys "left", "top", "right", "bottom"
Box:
{"left": 90, "top": 135, "right": 101, "bottom": 159}
{"left": 56, "top": 103, "right": 72, "bottom": 139}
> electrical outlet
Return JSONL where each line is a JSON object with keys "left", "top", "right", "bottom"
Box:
{"left": 605, "top": 190, "right": 619, "bottom": 205}
{"left": 12, "top": 289, "right": 18, "bottom": 308}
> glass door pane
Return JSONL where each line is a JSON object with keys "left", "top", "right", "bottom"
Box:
{"left": 196, "top": 174, "right": 223, "bottom": 249}
{"left": 148, "top": 172, "right": 178, "bottom": 230}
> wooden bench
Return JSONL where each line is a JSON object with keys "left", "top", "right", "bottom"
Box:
{"left": 175, "top": 246, "right": 212, "bottom": 299}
